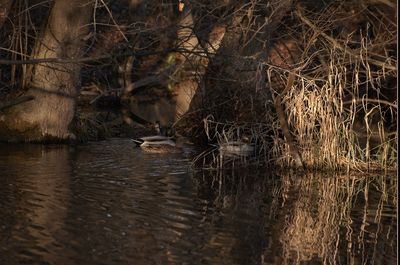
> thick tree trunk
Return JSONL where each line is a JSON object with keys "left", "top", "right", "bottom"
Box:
{"left": 180, "top": 4, "right": 288, "bottom": 106}
{"left": 0, "top": 0, "right": 93, "bottom": 142}
{"left": 122, "top": 2, "right": 226, "bottom": 126}
{"left": 174, "top": 3, "right": 225, "bottom": 121}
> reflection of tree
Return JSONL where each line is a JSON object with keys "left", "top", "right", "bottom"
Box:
{"left": 67, "top": 144, "right": 166, "bottom": 264}
{"left": 0, "top": 144, "right": 71, "bottom": 264}
{"left": 194, "top": 169, "right": 275, "bottom": 265}
{"left": 269, "top": 172, "right": 397, "bottom": 265}
{"left": 344, "top": 176, "right": 398, "bottom": 265}
{"left": 0, "top": 143, "right": 396, "bottom": 264}
{"left": 279, "top": 173, "right": 341, "bottom": 264}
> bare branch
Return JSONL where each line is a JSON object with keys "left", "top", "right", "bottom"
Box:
{"left": 296, "top": 4, "right": 397, "bottom": 71}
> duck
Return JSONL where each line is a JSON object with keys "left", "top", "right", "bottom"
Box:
{"left": 218, "top": 140, "right": 255, "bottom": 157}
{"left": 131, "top": 122, "right": 183, "bottom": 154}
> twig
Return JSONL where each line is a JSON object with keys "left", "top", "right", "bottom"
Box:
{"left": 371, "top": 0, "right": 396, "bottom": 8}
{"left": 273, "top": 72, "right": 305, "bottom": 169}
{"left": 295, "top": 5, "right": 397, "bottom": 71}
{"left": 124, "top": 72, "right": 169, "bottom": 95}
{"left": 343, "top": 98, "right": 397, "bottom": 109}
{"left": 0, "top": 49, "right": 178, "bottom": 65}
{"left": 98, "top": 0, "right": 128, "bottom": 42}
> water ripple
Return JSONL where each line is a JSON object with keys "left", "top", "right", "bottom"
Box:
{"left": 0, "top": 140, "right": 397, "bottom": 265}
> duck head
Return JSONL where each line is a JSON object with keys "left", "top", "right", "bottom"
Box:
{"left": 154, "top": 121, "right": 175, "bottom": 137}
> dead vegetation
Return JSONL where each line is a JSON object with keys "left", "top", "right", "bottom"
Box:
{"left": 0, "top": 0, "right": 396, "bottom": 171}
{"left": 189, "top": 0, "right": 397, "bottom": 172}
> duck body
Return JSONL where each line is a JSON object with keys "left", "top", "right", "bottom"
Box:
{"left": 131, "top": 135, "right": 182, "bottom": 153}
{"left": 131, "top": 135, "right": 174, "bottom": 146}
{"left": 218, "top": 141, "right": 255, "bottom": 157}
{"left": 131, "top": 121, "right": 183, "bottom": 153}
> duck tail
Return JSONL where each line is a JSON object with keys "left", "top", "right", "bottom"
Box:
{"left": 131, "top": 138, "right": 144, "bottom": 146}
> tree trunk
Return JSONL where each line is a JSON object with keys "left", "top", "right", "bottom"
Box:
{"left": 205, "top": 0, "right": 292, "bottom": 108}
{"left": 0, "top": 0, "right": 93, "bottom": 142}
{"left": 174, "top": 3, "right": 225, "bottom": 121}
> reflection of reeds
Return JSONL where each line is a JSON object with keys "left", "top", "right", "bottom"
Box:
{"left": 279, "top": 173, "right": 341, "bottom": 264}
{"left": 276, "top": 172, "right": 397, "bottom": 265}
{"left": 193, "top": 169, "right": 396, "bottom": 264}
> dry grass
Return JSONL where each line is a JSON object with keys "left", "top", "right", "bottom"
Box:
{"left": 194, "top": 1, "right": 397, "bottom": 172}
{"left": 273, "top": 4, "right": 397, "bottom": 171}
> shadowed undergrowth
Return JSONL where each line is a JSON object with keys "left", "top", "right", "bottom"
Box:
{"left": 187, "top": 1, "right": 397, "bottom": 172}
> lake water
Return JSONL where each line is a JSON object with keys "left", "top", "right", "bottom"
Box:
{"left": 0, "top": 139, "right": 397, "bottom": 265}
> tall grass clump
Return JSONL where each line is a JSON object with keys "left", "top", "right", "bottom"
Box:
{"left": 194, "top": 1, "right": 397, "bottom": 172}
{"left": 269, "top": 3, "right": 397, "bottom": 171}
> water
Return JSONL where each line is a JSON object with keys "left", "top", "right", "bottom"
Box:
{"left": 0, "top": 139, "right": 397, "bottom": 265}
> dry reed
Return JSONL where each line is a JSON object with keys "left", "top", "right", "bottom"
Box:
{"left": 195, "top": 1, "right": 397, "bottom": 172}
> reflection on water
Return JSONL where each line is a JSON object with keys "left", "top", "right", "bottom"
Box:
{"left": 0, "top": 139, "right": 397, "bottom": 265}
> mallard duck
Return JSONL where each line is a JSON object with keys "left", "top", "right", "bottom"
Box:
{"left": 218, "top": 141, "right": 255, "bottom": 157}
{"left": 131, "top": 122, "right": 182, "bottom": 153}
{"left": 132, "top": 137, "right": 182, "bottom": 153}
